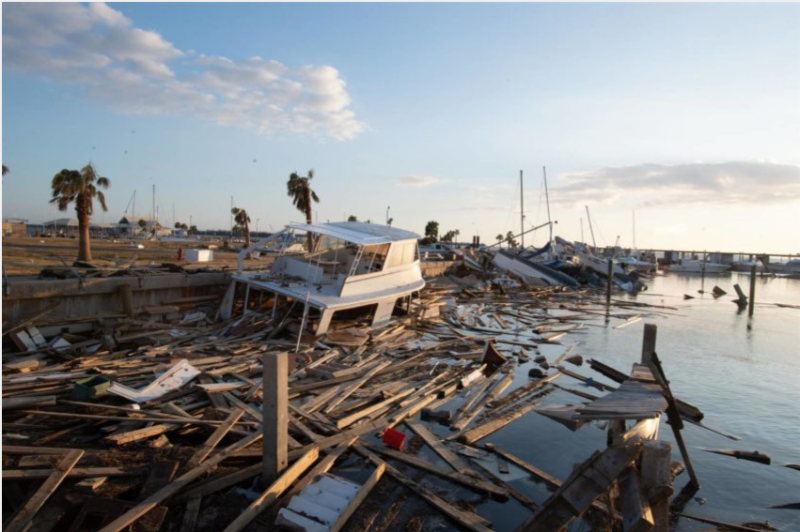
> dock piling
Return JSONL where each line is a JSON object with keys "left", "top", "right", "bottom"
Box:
{"left": 262, "top": 352, "right": 288, "bottom": 486}
{"left": 606, "top": 259, "right": 613, "bottom": 305}
{"left": 748, "top": 263, "right": 756, "bottom": 317}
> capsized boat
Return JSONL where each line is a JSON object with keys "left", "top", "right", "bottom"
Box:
{"left": 493, "top": 244, "right": 580, "bottom": 288}
{"left": 227, "top": 222, "right": 425, "bottom": 335}
{"left": 575, "top": 245, "right": 646, "bottom": 292}
{"left": 614, "top": 255, "right": 655, "bottom": 273}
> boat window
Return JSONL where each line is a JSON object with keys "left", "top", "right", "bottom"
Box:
{"left": 386, "top": 241, "right": 418, "bottom": 268}
{"left": 353, "top": 243, "right": 390, "bottom": 275}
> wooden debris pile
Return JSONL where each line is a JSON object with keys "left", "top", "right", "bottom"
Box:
{"left": 1, "top": 275, "right": 760, "bottom": 531}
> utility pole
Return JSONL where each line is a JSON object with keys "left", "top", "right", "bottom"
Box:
{"left": 519, "top": 170, "right": 524, "bottom": 251}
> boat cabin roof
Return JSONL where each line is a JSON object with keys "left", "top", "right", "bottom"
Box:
{"left": 288, "top": 222, "right": 420, "bottom": 246}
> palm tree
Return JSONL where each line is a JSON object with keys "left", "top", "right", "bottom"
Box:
{"left": 2, "top": 165, "right": 9, "bottom": 176}
{"left": 287, "top": 169, "right": 320, "bottom": 250}
{"left": 496, "top": 234, "right": 504, "bottom": 248}
{"left": 231, "top": 207, "right": 252, "bottom": 258}
{"left": 49, "top": 163, "right": 110, "bottom": 262}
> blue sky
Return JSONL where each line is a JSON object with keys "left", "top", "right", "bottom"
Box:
{"left": 3, "top": 2, "right": 799, "bottom": 253}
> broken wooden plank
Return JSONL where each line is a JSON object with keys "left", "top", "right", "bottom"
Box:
{"left": 185, "top": 408, "right": 245, "bottom": 469}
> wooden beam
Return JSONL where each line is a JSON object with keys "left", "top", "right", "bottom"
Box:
{"left": 186, "top": 408, "right": 244, "bottom": 469}
{"left": 406, "top": 420, "right": 472, "bottom": 475}
{"left": 263, "top": 351, "right": 289, "bottom": 485}
{"left": 329, "top": 461, "right": 386, "bottom": 532}
{"left": 618, "top": 466, "right": 654, "bottom": 532}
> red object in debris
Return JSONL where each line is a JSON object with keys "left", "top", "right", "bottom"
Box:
{"left": 177, "top": 247, "right": 184, "bottom": 261}
{"left": 382, "top": 428, "right": 406, "bottom": 451}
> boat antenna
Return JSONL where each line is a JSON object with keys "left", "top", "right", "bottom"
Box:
{"left": 543, "top": 166, "right": 552, "bottom": 245}
{"left": 519, "top": 169, "right": 524, "bottom": 251}
{"left": 585, "top": 205, "right": 597, "bottom": 250}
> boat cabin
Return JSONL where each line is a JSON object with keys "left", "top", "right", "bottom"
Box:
{"left": 227, "top": 222, "right": 425, "bottom": 335}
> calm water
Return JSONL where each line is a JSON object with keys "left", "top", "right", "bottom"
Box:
{"left": 425, "top": 273, "right": 800, "bottom": 531}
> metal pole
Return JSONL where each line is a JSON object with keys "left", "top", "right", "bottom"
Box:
{"left": 585, "top": 205, "right": 597, "bottom": 250}
{"left": 519, "top": 170, "right": 524, "bottom": 251}
{"left": 262, "top": 352, "right": 288, "bottom": 486}
{"left": 606, "top": 259, "right": 613, "bottom": 305}
{"left": 748, "top": 262, "right": 756, "bottom": 317}
{"left": 543, "top": 166, "right": 552, "bottom": 244}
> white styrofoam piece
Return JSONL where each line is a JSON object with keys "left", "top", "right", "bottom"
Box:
{"left": 312, "top": 474, "right": 360, "bottom": 500}
{"left": 297, "top": 485, "right": 351, "bottom": 512}
{"left": 288, "top": 495, "right": 340, "bottom": 526}
{"left": 276, "top": 508, "right": 329, "bottom": 532}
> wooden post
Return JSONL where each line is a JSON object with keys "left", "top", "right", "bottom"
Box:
{"left": 733, "top": 284, "right": 748, "bottom": 311}
{"left": 641, "top": 440, "right": 673, "bottom": 532}
{"left": 699, "top": 251, "right": 706, "bottom": 293}
{"left": 640, "top": 324, "right": 657, "bottom": 366}
{"left": 748, "top": 263, "right": 756, "bottom": 317}
{"left": 119, "top": 285, "right": 135, "bottom": 318}
{"left": 262, "top": 352, "right": 288, "bottom": 486}
{"left": 606, "top": 259, "right": 613, "bottom": 305}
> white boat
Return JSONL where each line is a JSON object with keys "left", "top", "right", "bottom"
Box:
{"left": 732, "top": 259, "right": 764, "bottom": 273}
{"left": 493, "top": 249, "right": 580, "bottom": 288}
{"left": 227, "top": 222, "right": 425, "bottom": 335}
{"left": 666, "top": 259, "right": 730, "bottom": 274}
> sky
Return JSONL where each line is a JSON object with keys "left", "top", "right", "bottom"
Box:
{"left": 2, "top": 2, "right": 799, "bottom": 254}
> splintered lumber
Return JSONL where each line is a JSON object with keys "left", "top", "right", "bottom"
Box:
{"left": 329, "top": 462, "right": 386, "bottom": 532}
{"left": 97, "top": 430, "right": 263, "bottom": 532}
{"left": 484, "top": 444, "right": 617, "bottom": 518}
{"left": 407, "top": 420, "right": 472, "bottom": 474}
{"left": 671, "top": 513, "right": 770, "bottom": 532}
{"left": 336, "top": 388, "right": 414, "bottom": 429}
{"left": 3, "top": 467, "right": 140, "bottom": 480}
{"left": 354, "top": 445, "right": 494, "bottom": 532}
{"left": 323, "top": 361, "right": 391, "bottom": 414}
{"left": 186, "top": 408, "right": 244, "bottom": 469}
{"left": 618, "top": 466, "right": 654, "bottom": 532}
{"left": 516, "top": 442, "right": 642, "bottom": 531}
{"left": 470, "top": 460, "right": 538, "bottom": 511}
{"left": 451, "top": 376, "right": 495, "bottom": 429}
{"left": 361, "top": 441, "right": 507, "bottom": 499}
{"left": 4, "top": 449, "right": 83, "bottom": 532}
{"left": 222, "top": 446, "right": 319, "bottom": 532}
{"left": 702, "top": 449, "right": 771, "bottom": 465}
{"left": 3, "top": 396, "right": 57, "bottom": 410}
{"left": 454, "top": 391, "right": 550, "bottom": 444}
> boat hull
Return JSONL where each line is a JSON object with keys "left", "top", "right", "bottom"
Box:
{"left": 493, "top": 250, "right": 580, "bottom": 288}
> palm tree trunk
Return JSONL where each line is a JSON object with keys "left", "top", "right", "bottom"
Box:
{"left": 77, "top": 196, "right": 92, "bottom": 262}
{"left": 244, "top": 218, "right": 252, "bottom": 260}
{"left": 304, "top": 191, "right": 314, "bottom": 252}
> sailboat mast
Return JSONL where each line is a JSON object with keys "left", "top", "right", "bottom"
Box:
{"left": 585, "top": 205, "right": 597, "bottom": 249}
{"left": 580, "top": 217, "right": 584, "bottom": 243}
{"left": 519, "top": 170, "right": 524, "bottom": 251}
{"left": 543, "top": 166, "right": 552, "bottom": 244}
{"left": 632, "top": 209, "right": 636, "bottom": 252}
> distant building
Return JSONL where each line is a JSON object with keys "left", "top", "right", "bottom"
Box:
{"left": 2, "top": 218, "right": 27, "bottom": 237}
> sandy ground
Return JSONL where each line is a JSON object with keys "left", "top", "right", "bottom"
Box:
{"left": 1, "top": 236, "right": 269, "bottom": 276}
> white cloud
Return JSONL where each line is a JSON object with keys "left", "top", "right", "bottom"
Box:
{"left": 551, "top": 161, "right": 800, "bottom": 207}
{"left": 394, "top": 175, "right": 442, "bottom": 188}
{"left": 2, "top": 3, "right": 365, "bottom": 140}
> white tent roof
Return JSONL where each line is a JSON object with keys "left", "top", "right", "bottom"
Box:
{"left": 287, "top": 222, "right": 419, "bottom": 245}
